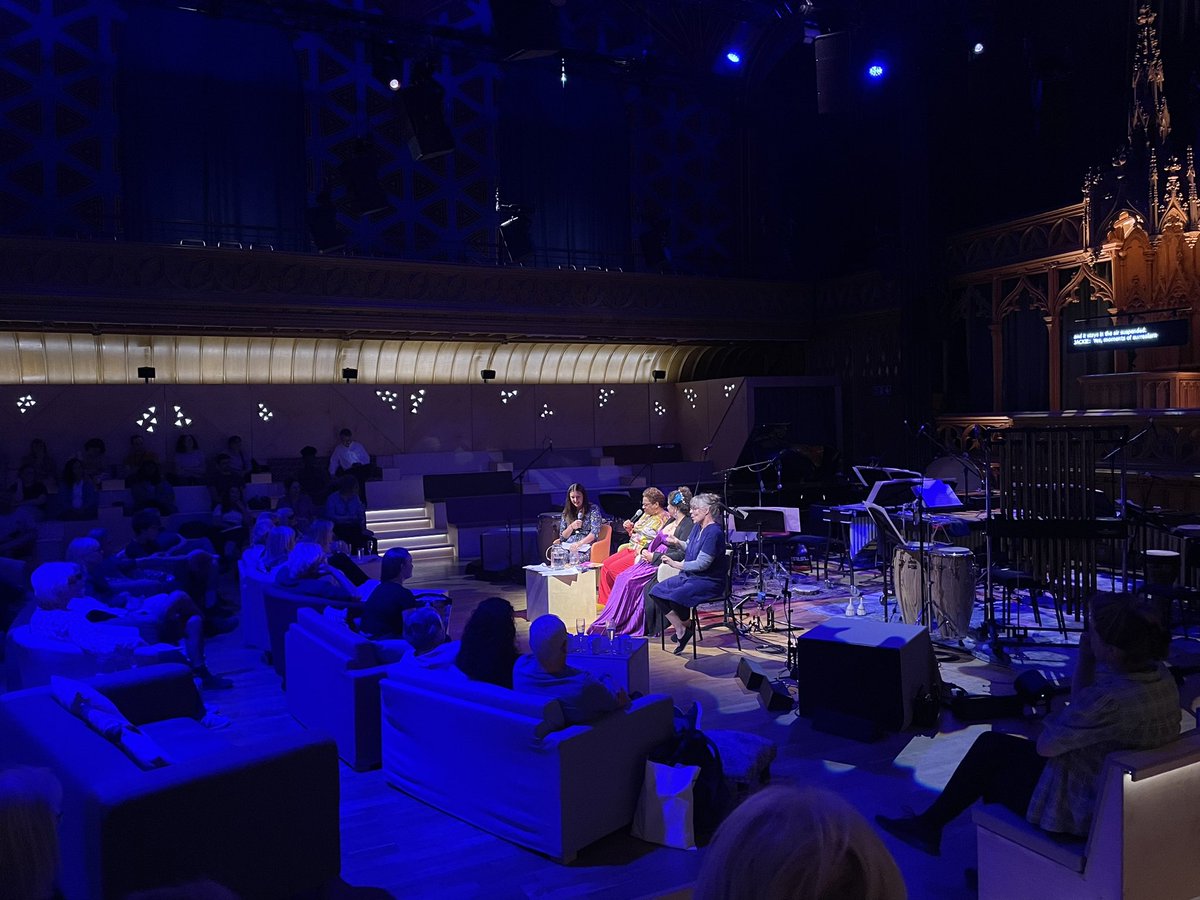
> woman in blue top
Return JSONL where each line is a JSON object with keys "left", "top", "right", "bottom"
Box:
{"left": 555, "top": 483, "right": 605, "bottom": 554}
{"left": 649, "top": 492, "right": 728, "bottom": 655}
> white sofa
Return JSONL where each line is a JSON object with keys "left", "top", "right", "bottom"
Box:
{"left": 973, "top": 729, "right": 1200, "bottom": 900}
{"left": 379, "top": 663, "right": 675, "bottom": 862}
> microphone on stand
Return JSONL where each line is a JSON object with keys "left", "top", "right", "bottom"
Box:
{"left": 775, "top": 454, "right": 783, "bottom": 492}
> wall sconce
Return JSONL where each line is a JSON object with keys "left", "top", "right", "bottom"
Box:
{"left": 342, "top": 367, "right": 358, "bottom": 383}
{"left": 137, "top": 366, "right": 156, "bottom": 384}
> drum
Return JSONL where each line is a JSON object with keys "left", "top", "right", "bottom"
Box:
{"left": 537, "top": 512, "right": 562, "bottom": 560}
{"left": 928, "top": 546, "right": 978, "bottom": 638}
{"left": 1144, "top": 549, "right": 1180, "bottom": 586}
{"left": 892, "top": 542, "right": 928, "bottom": 625}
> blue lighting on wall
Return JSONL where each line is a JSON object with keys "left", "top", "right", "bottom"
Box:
{"left": 867, "top": 63, "right": 885, "bottom": 79}
{"left": 725, "top": 50, "right": 741, "bottom": 64}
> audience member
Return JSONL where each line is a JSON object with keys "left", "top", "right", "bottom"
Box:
{"left": 648, "top": 492, "right": 728, "bottom": 655}
{"left": 172, "top": 433, "right": 207, "bottom": 485}
{"left": 124, "top": 509, "right": 186, "bottom": 560}
{"left": 303, "top": 518, "right": 367, "bottom": 586}
{"left": 455, "top": 596, "right": 518, "bottom": 689}
{"left": 207, "top": 453, "right": 243, "bottom": 505}
{"left": 124, "top": 433, "right": 158, "bottom": 474}
{"left": 28, "top": 561, "right": 227, "bottom": 686}
{"left": 359, "top": 548, "right": 417, "bottom": 639}
{"left": 80, "top": 437, "right": 108, "bottom": 485}
{"left": 129, "top": 460, "right": 177, "bottom": 515}
{"left": 257, "top": 526, "right": 295, "bottom": 574}
{"left": 325, "top": 476, "right": 373, "bottom": 553}
{"left": 328, "top": 428, "right": 371, "bottom": 501}
{"left": 273, "top": 541, "right": 357, "bottom": 601}
{"left": 19, "top": 438, "right": 56, "bottom": 485}
{"left": 393, "top": 606, "right": 459, "bottom": 670}
{"left": 296, "top": 446, "right": 328, "bottom": 504}
{"left": 9, "top": 465, "right": 49, "bottom": 517}
{"left": 211, "top": 485, "right": 251, "bottom": 560}
{"left": 695, "top": 785, "right": 907, "bottom": 900}
{"left": 56, "top": 458, "right": 98, "bottom": 520}
{"left": 67, "top": 536, "right": 164, "bottom": 605}
{"left": 282, "top": 478, "right": 316, "bottom": 532}
{"left": 513, "top": 614, "right": 628, "bottom": 723}
{"left": 0, "top": 766, "right": 62, "bottom": 900}
{"left": 225, "top": 435, "right": 253, "bottom": 480}
{"left": 876, "top": 592, "right": 1180, "bottom": 853}
{"left": 0, "top": 490, "right": 37, "bottom": 561}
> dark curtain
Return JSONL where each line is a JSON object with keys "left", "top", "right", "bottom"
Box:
{"left": 495, "top": 57, "right": 631, "bottom": 269}
{"left": 116, "top": 7, "right": 306, "bottom": 248}
{"left": 1002, "top": 309, "right": 1050, "bottom": 411}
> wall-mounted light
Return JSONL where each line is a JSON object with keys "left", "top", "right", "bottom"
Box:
{"left": 597, "top": 388, "right": 615, "bottom": 408}
{"left": 481, "top": 368, "right": 497, "bottom": 383}
{"left": 540, "top": 403, "right": 555, "bottom": 419}
{"left": 653, "top": 401, "right": 667, "bottom": 417}
{"left": 257, "top": 403, "right": 274, "bottom": 422}
{"left": 137, "top": 366, "right": 156, "bottom": 384}
{"left": 683, "top": 388, "right": 698, "bottom": 409}
{"left": 16, "top": 394, "right": 36, "bottom": 414}
{"left": 342, "top": 367, "right": 358, "bottom": 383}
{"left": 376, "top": 389, "right": 398, "bottom": 411}
{"left": 500, "top": 389, "right": 519, "bottom": 404}
{"left": 652, "top": 369, "right": 667, "bottom": 382}
{"left": 724, "top": 382, "right": 737, "bottom": 398}
{"left": 172, "top": 405, "right": 192, "bottom": 427}
{"left": 409, "top": 389, "right": 426, "bottom": 414}
{"left": 136, "top": 406, "right": 158, "bottom": 433}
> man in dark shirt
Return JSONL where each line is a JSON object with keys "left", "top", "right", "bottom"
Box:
{"left": 360, "top": 548, "right": 417, "bottom": 639}
{"left": 123, "top": 509, "right": 185, "bottom": 560}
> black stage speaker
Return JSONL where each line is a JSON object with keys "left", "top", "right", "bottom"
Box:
{"left": 737, "top": 657, "right": 768, "bottom": 691}
{"left": 814, "top": 31, "right": 851, "bottom": 116}
{"left": 737, "top": 658, "right": 795, "bottom": 712}
{"left": 793, "top": 618, "right": 939, "bottom": 737}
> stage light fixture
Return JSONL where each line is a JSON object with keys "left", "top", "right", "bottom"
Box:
{"left": 725, "top": 51, "right": 741, "bottom": 64}
{"left": 481, "top": 368, "right": 496, "bottom": 383}
{"left": 342, "top": 367, "right": 358, "bottom": 383}
{"left": 972, "top": 42, "right": 985, "bottom": 56}
{"left": 652, "top": 369, "right": 667, "bottom": 382}
{"left": 137, "top": 366, "right": 156, "bottom": 383}
{"left": 388, "top": 77, "right": 401, "bottom": 91}
{"left": 867, "top": 63, "right": 884, "bottom": 79}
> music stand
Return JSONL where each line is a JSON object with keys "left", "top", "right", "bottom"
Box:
{"left": 732, "top": 508, "right": 787, "bottom": 634}
{"left": 912, "top": 478, "right": 963, "bottom": 511}
{"left": 866, "top": 478, "right": 922, "bottom": 508}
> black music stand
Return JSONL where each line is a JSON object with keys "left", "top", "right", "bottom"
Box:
{"left": 732, "top": 509, "right": 787, "bottom": 632}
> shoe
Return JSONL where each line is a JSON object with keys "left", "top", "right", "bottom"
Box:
{"left": 673, "top": 622, "right": 696, "bottom": 656}
{"left": 200, "top": 709, "right": 231, "bottom": 730}
{"left": 193, "top": 666, "right": 234, "bottom": 691}
{"left": 875, "top": 811, "right": 942, "bottom": 856}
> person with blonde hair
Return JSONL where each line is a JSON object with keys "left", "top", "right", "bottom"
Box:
{"left": 0, "top": 766, "right": 62, "bottom": 900}
{"left": 694, "top": 785, "right": 907, "bottom": 900}
{"left": 273, "top": 541, "right": 355, "bottom": 600}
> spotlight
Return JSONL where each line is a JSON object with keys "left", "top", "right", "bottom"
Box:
{"left": 725, "top": 51, "right": 741, "bottom": 64}
{"left": 342, "top": 367, "right": 358, "bottom": 383}
{"left": 972, "top": 42, "right": 985, "bottom": 56}
{"left": 867, "top": 63, "right": 885, "bottom": 79}
{"left": 481, "top": 368, "right": 496, "bottom": 383}
{"left": 652, "top": 369, "right": 667, "bottom": 382}
{"left": 388, "top": 77, "right": 401, "bottom": 91}
{"left": 137, "top": 366, "right": 156, "bottom": 384}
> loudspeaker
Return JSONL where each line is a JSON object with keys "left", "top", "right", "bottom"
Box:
{"left": 814, "top": 31, "right": 851, "bottom": 116}
{"left": 793, "top": 617, "right": 939, "bottom": 736}
{"left": 758, "top": 678, "right": 795, "bottom": 713}
{"left": 399, "top": 81, "right": 454, "bottom": 161}
{"left": 736, "top": 657, "right": 768, "bottom": 691}
{"left": 338, "top": 155, "right": 390, "bottom": 217}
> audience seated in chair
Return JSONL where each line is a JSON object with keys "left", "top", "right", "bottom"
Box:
{"left": 303, "top": 518, "right": 368, "bottom": 586}
{"left": 514, "top": 614, "right": 629, "bottom": 724}
{"left": 20, "top": 438, "right": 57, "bottom": 487}
{"left": 128, "top": 461, "right": 177, "bottom": 516}
{"left": 398, "top": 606, "right": 458, "bottom": 669}
{"left": 171, "top": 433, "right": 207, "bottom": 486}
{"left": 876, "top": 591, "right": 1180, "bottom": 857}
{"left": 274, "top": 541, "right": 356, "bottom": 601}
{"left": 56, "top": 458, "right": 98, "bottom": 521}
{"left": 123, "top": 434, "right": 158, "bottom": 477}
{"left": 325, "top": 475, "right": 373, "bottom": 554}
{"left": 358, "top": 547, "right": 418, "bottom": 639}
{"left": 123, "top": 509, "right": 187, "bottom": 561}
{"left": 9, "top": 465, "right": 49, "bottom": 519}
{"left": 0, "top": 489, "right": 38, "bottom": 562}
{"left": 282, "top": 478, "right": 316, "bottom": 533}
{"left": 257, "top": 525, "right": 296, "bottom": 575}
{"left": 695, "top": 785, "right": 907, "bottom": 900}
{"left": 456, "top": 596, "right": 519, "bottom": 689}
{"left": 79, "top": 437, "right": 108, "bottom": 486}
{"left": 26, "top": 561, "right": 228, "bottom": 688}
{"left": 329, "top": 428, "right": 371, "bottom": 501}
{"left": 206, "top": 453, "right": 243, "bottom": 506}
{"left": 0, "top": 766, "right": 63, "bottom": 900}
{"left": 224, "top": 435, "right": 253, "bottom": 481}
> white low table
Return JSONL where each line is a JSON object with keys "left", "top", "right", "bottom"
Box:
{"left": 524, "top": 564, "right": 598, "bottom": 625}
{"left": 567, "top": 637, "right": 650, "bottom": 697}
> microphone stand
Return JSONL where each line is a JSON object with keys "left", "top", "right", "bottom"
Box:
{"left": 508, "top": 440, "right": 554, "bottom": 580}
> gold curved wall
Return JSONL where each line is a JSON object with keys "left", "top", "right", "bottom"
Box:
{"left": 0, "top": 333, "right": 711, "bottom": 385}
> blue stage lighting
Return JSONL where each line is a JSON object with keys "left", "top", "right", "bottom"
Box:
{"left": 867, "top": 63, "right": 884, "bottom": 79}
{"left": 726, "top": 51, "right": 741, "bottom": 64}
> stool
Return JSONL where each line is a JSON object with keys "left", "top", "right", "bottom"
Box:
{"left": 1137, "top": 583, "right": 1200, "bottom": 638}
{"left": 989, "top": 567, "right": 1067, "bottom": 638}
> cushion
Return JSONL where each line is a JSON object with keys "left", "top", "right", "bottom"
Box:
{"left": 375, "top": 639, "right": 412, "bottom": 665}
{"left": 49, "top": 675, "right": 173, "bottom": 769}
{"left": 295, "top": 606, "right": 380, "bottom": 669}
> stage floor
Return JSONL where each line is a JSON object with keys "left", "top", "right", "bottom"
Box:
{"left": 186, "top": 561, "right": 1200, "bottom": 898}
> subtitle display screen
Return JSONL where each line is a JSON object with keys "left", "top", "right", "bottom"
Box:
{"left": 1069, "top": 318, "right": 1190, "bottom": 352}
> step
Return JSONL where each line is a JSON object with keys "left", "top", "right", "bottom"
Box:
{"left": 374, "top": 531, "right": 450, "bottom": 551}
{"left": 379, "top": 537, "right": 455, "bottom": 558}
{"left": 368, "top": 518, "right": 434, "bottom": 534}
{"left": 405, "top": 545, "right": 456, "bottom": 560}
{"left": 367, "top": 507, "right": 427, "bottom": 522}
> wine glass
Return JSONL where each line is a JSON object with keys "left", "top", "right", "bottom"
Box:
{"left": 574, "top": 617, "right": 587, "bottom": 651}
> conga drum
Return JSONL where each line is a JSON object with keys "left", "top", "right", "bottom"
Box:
{"left": 1144, "top": 549, "right": 1181, "bottom": 586}
{"left": 537, "top": 512, "right": 562, "bottom": 560}
{"left": 892, "top": 542, "right": 927, "bottom": 625}
{"left": 928, "top": 546, "right": 978, "bottom": 638}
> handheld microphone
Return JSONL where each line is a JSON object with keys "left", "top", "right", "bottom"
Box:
{"left": 630, "top": 509, "right": 644, "bottom": 524}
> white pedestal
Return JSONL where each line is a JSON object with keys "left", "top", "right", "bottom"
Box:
{"left": 524, "top": 564, "right": 597, "bottom": 625}
{"left": 567, "top": 638, "right": 650, "bottom": 696}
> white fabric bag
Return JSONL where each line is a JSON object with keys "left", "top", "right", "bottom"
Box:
{"left": 631, "top": 760, "right": 701, "bottom": 850}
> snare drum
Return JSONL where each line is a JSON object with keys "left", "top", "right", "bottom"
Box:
{"left": 928, "top": 546, "right": 978, "bottom": 638}
{"left": 892, "top": 542, "right": 928, "bottom": 625}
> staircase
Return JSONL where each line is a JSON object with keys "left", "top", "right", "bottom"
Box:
{"left": 365, "top": 506, "right": 455, "bottom": 560}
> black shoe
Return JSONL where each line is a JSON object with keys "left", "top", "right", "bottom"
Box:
{"left": 673, "top": 622, "right": 696, "bottom": 656}
{"left": 875, "top": 811, "right": 942, "bottom": 856}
